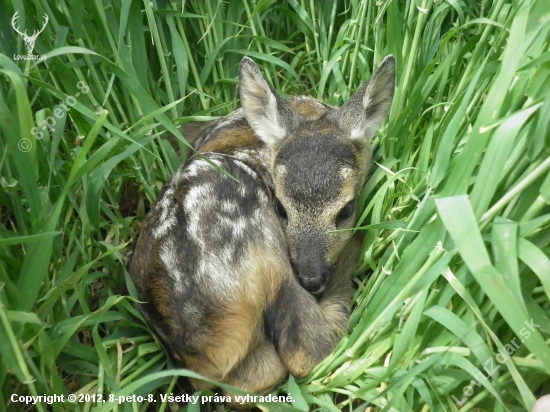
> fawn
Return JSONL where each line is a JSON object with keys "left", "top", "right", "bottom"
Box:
{"left": 129, "top": 56, "right": 395, "bottom": 402}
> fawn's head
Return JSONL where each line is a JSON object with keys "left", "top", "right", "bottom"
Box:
{"left": 239, "top": 56, "right": 395, "bottom": 294}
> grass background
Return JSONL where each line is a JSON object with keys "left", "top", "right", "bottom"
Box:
{"left": 0, "top": 0, "right": 549, "bottom": 411}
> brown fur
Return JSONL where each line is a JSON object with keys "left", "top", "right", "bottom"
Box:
{"left": 181, "top": 120, "right": 217, "bottom": 144}
{"left": 129, "top": 56, "right": 395, "bottom": 407}
{"left": 199, "top": 125, "right": 260, "bottom": 154}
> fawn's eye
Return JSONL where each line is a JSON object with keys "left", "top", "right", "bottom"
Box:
{"left": 336, "top": 201, "right": 355, "bottom": 224}
{"left": 274, "top": 198, "right": 288, "bottom": 220}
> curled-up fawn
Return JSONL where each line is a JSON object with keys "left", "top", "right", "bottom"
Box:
{"left": 129, "top": 55, "right": 395, "bottom": 402}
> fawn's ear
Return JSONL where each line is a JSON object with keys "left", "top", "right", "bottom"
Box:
{"left": 239, "top": 57, "right": 298, "bottom": 148}
{"left": 331, "top": 55, "right": 396, "bottom": 145}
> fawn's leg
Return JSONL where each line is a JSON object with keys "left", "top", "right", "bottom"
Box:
{"left": 265, "top": 233, "right": 361, "bottom": 377}
{"left": 223, "top": 338, "right": 288, "bottom": 407}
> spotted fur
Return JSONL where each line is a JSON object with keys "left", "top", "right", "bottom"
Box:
{"left": 129, "top": 56, "right": 395, "bottom": 404}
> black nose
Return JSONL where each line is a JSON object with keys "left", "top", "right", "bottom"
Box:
{"left": 291, "top": 260, "right": 328, "bottom": 294}
{"left": 292, "top": 236, "right": 332, "bottom": 294}
{"left": 299, "top": 276, "right": 324, "bottom": 294}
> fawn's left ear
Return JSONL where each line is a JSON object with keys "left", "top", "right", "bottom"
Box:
{"left": 239, "top": 57, "right": 298, "bottom": 148}
{"left": 331, "top": 55, "right": 396, "bottom": 145}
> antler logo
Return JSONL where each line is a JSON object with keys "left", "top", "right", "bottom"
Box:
{"left": 12, "top": 11, "right": 49, "bottom": 55}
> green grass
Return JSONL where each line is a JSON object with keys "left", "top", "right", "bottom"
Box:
{"left": 0, "top": 0, "right": 549, "bottom": 411}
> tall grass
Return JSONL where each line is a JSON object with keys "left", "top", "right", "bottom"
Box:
{"left": 0, "top": 0, "right": 549, "bottom": 411}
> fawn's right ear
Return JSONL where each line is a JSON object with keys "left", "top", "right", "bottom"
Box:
{"left": 239, "top": 57, "right": 298, "bottom": 148}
